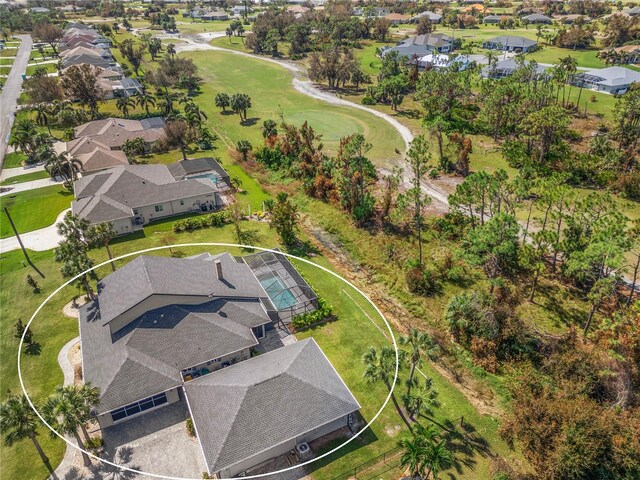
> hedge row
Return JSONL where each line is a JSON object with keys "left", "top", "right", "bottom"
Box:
{"left": 172, "top": 211, "right": 228, "bottom": 233}
{"left": 291, "top": 297, "right": 334, "bottom": 330}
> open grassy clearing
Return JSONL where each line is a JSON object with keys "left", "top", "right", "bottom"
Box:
{"left": 29, "top": 49, "right": 56, "bottom": 61}
{"left": 0, "top": 170, "right": 49, "bottom": 186}
{"left": 182, "top": 49, "right": 404, "bottom": 168}
{"left": 0, "top": 186, "right": 72, "bottom": 239}
{"left": 0, "top": 57, "right": 14, "bottom": 66}
{"left": 26, "top": 63, "right": 57, "bottom": 76}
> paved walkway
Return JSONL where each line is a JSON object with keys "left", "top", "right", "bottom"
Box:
{"left": 49, "top": 337, "right": 80, "bottom": 480}
{"left": 0, "top": 208, "right": 68, "bottom": 253}
{"left": 0, "top": 35, "right": 32, "bottom": 169}
{"left": 0, "top": 177, "right": 62, "bottom": 196}
{"left": 0, "top": 164, "right": 46, "bottom": 181}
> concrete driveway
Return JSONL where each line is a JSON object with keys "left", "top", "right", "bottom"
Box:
{"left": 100, "top": 400, "right": 207, "bottom": 479}
{"left": 0, "top": 208, "right": 68, "bottom": 253}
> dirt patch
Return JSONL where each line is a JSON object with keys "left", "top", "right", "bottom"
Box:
{"left": 62, "top": 296, "right": 88, "bottom": 318}
{"left": 67, "top": 342, "right": 82, "bottom": 385}
{"left": 384, "top": 424, "right": 402, "bottom": 438}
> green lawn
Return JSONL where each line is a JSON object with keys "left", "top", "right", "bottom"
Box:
{"left": 0, "top": 57, "right": 14, "bottom": 66}
{"left": 26, "top": 63, "right": 57, "bottom": 76}
{"left": 525, "top": 46, "right": 605, "bottom": 69}
{"left": 0, "top": 186, "right": 72, "bottom": 238}
{"left": 1, "top": 170, "right": 49, "bottom": 186}
{"left": 182, "top": 49, "right": 405, "bottom": 168}
{"left": 2, "top": 152, "right": 28, "bottom": 168}
{"left": 29, "top": 49, "right": 56, "bottom": 61}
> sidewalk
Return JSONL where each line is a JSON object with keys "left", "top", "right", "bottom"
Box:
{"left": 0, "top": 177, "right": 62, "bottom": 196}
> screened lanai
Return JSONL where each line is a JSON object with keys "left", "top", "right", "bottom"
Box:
{"left": 243, "top": 250, "right": 318, "bottom": 323}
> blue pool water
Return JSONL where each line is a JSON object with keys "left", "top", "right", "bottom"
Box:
{"left": 190, "top": 173, "right": 221, "bottom": 185}
{"left": 260, "top": 277, "right": 297, "bottom": 309}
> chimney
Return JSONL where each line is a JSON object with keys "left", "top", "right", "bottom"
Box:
{"left": 214, "top": 260, "right": 223, "bottom": 280}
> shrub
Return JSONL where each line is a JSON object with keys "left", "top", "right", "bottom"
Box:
{"left": 612, "top": 172, "right": 640, "bottom": 201}
{"left": 186, "top": 418, "right": 196, "bottom": 438}
{"left": 85, "top": 437, "right": 103, "bottom": 451}
{"left": 291, "top": 297, "right": 334, "bottom": 330}
{"left": 405, "top": 267, "right": 441, "bottom": 296}
{"left": 172, "top": 212, "right": 228, "bottom": 232}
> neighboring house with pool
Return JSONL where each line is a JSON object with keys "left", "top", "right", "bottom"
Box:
{"left": 78, "top": 251, "right": 359, "bottom": 478}
{"left": 71, "top": 161, "right": 231, "bottom": 235}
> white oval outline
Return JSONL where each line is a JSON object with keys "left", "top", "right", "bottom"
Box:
{"left": 18, "top": 243, "right": 399, "bottom": 480}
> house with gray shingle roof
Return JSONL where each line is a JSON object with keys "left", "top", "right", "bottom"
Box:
{"left": 483, "top": 35, "right": 537, "bottom": 53}
{"left": 409, "top": 11, "right": 442, "bottom": 24}
{"left": 185, "top": 338, "right": 360, "bottom": 477}
{"left": 78, "top": 251, "right": 356, "bottom": 477}
{"left": 71, "top": 164, "right": 223, "bottom": 235}
{"left": 381, "top": 33, "right": 455, "bottom": 59}
{"left": 572, "top": 66, "right": 640, "bottom": 94}
{"left": 522, "top": 13, "right": 553, "bottom": 24}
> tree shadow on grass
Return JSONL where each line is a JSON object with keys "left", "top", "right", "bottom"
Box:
{"left": 24, "top": 341, "right": 41, "bottom": 356}
{"left": 395, "top": 108, "right": 422, "bottom": 120}
{"left": 439, "top": 419, "right": 493, "bottom": 479}
{"left": 241, "top": 117, "right": 260, "bottom": 127}
{"left": 286, "top": 239, "right": 320, "bottom": 258}
{"left": 534, "top": 282, "right": 586, "bottom": 328}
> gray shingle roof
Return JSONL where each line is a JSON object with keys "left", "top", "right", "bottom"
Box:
{"left": 167, "top": 158, "right": 230, "bottom": 181}
{"left": 80, "top": 297, "right": 271, "bottom": 413}
{"left": 71, "top": 165, "right": 219, "bottom": 224}
{"left": 95, "top": 253, "right": 269, "bottom": 327}
{"left": 184, "top": 338, "right": 360, "bottom": 474}
{"left": 484, "top": 35, "right": 537, "bottom": 48}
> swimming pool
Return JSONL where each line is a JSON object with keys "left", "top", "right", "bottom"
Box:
{"left": 190, "top": 173, "right": 222, "bottom": 185}
{"left": 260, "top": 276, "right": 298, "bottom": 310}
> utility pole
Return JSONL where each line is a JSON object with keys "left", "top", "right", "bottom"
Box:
{"left": 4, "top": 207, "right": 45, "bottom": 278}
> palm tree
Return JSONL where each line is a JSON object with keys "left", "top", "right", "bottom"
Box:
{"left": 225, "top": 27, "right": 233, "bottom": 42}
{"left": 403, "top": 377, "right": 439, "bottom": 421}
{"left": 116, "top": 95, "right": 136, "bottom": 117}
{"left": 184, "top": 101, "right": 207, "bottom": 129}
{"left": 9, "top": 119, "right": 40, "bottom": 157}
{"left": 399, "top": 434, "right": 425, "bottom": 479}
{"left": 75, "top": 384, "right": 100, "bottom": 443}
{"left": 33, "top": 104, "right": 52, "bottom": 134}
{"left": 399, "top": 329, "right": 439, "bottom": 397}
{"left": 135, "top": 89, "right": 156, "bottom": 115}
{"left": 46, "top": 151, "right": 82, "bottom": 188}
{"left": 363, "top": 346, "right": 412, "bottom": 431}
{"left": 423, "top": 439, "right": 453, "bottom": 480}
{"left": 215, "top": 92, "right": 230, "bottom": 113}
{"left": 166, "top": 43, "right": 176, "bottom": 58}
{"left": 122, "top": 137, "right": 147, "bottom": 162}
{"left": 88, "top": 223, "right": 117, "bottom": 271}
{"left": 0, "top": 395, "right": 55, "bottom": 474}
{"left": 262, "top": 119, "right": 278, "bottom": 139}
{"left": 236, "top": 140, "right": 252, "bottom": 161}
{"left": 230, "top": 93, "right": 251, "bottom": 122}
{"left": 42, "top": 387, "right": 92, "bottom": 467}
{"left": 158, "top": 90, "right": 179, "bottom": 116}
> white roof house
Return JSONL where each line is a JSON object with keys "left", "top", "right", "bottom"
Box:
{"left": 417, "top": 53, "right": 471, "bottom": 70}
{"left": 573, "top": 66, "right": 640, "bottom": 94}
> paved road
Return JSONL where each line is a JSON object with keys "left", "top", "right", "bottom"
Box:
{"left": 0, "top": 34, "right": 32, "bottom": 170}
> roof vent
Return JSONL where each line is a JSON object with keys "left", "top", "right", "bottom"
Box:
{"left": 215, "top": 260, "right": 223, "bottom": 280}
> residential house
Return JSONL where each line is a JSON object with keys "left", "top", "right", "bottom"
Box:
{"left": 627, "top": 6, "right": 640, "bottom": 16}
{"left": 287, "top": 5, "right": 310, "bottom": 16}
{"left": 352, "top": 7, "right": 390, "bottom": 17}
{"left": 483, "top": 14, "right": 509, "bottom": 24}
{"left": 556, "top": 14, "right": 591, "bottom": 24}
{"left": 522, "top": 13, "right": 553, "bottom": 24}
{"left": 461, "top": 4, "right": 492, "bottom": 14}
{"left": 481, "top": 58, "right": 548, "bottom": 79}
{"left": 202, "top": 10, "right": 229, "bottom": 21}
{"left": 409, "top": 11, "right": 442, "bottom": 24}
{"left": 71, "top": 164, "right": 224, "bottom": 234}
{"left": 483, "top": 35, "right": 537, "bottom": 53}
{"left": 572, "top": 66, "right": 640, "bottom": 94}
{"left": 416, "top": 53, "right": 471, "bottom": 71}
{"left": 612, "top": 45, "right": 640, "bottom": 64}
{"left": 384, "top": 13, "right": 411, "bottom": 25}
{"left": 230, "top": 5, "right": 248, "bottom": 16}
{"left": 382, "top": 33, "right": 455, "bottom": 59}
{"left": 69, "top": 118, "right": 166, "bottom": 154}
{"left": 77, "top": 251, "right": 357, "bottom": 477}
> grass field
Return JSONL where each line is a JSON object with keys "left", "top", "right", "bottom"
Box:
{"left": 26, "top": 63, "right": 57, "bottom": 76}
{"left": 182, "top": 50, "right": 405, "bottom": 168}
{"left": 1, "top": 170, "right": 49, "bottom": 186}
{"left": 0, "top": 186, "right": 72, "bottom": 238}
{"left": 2, "top": 152, "right": 27, "bottom": 168}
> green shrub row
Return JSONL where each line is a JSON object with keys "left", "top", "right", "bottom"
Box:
{"left": 291, "top": 297, "right": 334, "bottom": 330}
{"left": 172, "top": 211, "right": 228, "bottom": 233}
